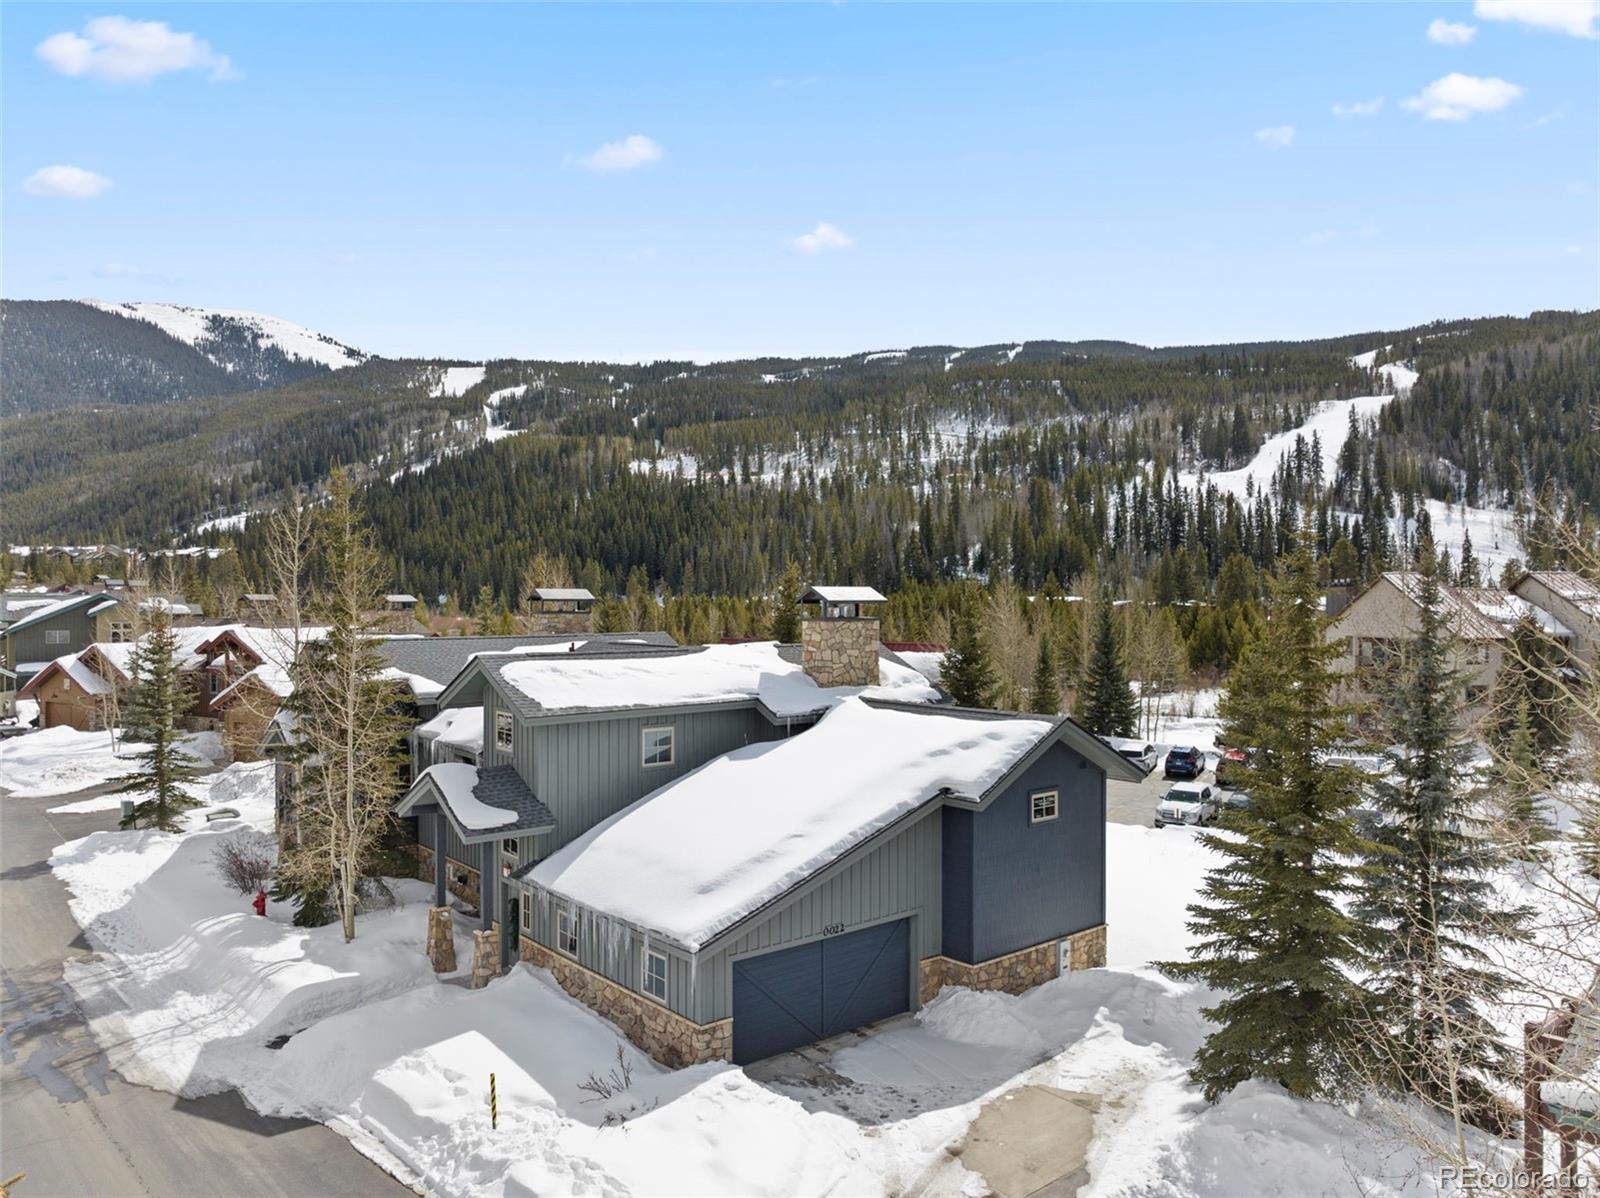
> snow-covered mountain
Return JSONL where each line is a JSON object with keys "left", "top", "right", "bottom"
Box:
{"left": 84, "top": 300, "right": 366, "bottom": 371}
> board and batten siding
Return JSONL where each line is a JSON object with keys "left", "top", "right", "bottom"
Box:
{"left": 942, "top": 740, "right": 1105, "bottom": 964}
{"left": 521, "top": 804, "right": 943, "bottom": 1024}
{"left": 529, "top": 707, "right": 782, "bottom": 853}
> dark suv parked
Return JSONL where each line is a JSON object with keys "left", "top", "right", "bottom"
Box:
{"left": 1163, "top": 745, "right": 1204, "bottom": 780}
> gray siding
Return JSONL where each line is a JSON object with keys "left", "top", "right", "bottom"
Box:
{"left": 691, "top": 807, "right": 943, "bottom": 1022}
{"left": 943, "top": 741, "right": 1105, "bottom": 964}
{"left": 530, "top": 707, "right": 782, "bottom": 853}
{"left": 6, "top": 607, "right": 97, "bottom": 674}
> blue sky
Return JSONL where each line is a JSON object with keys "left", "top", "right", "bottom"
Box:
{"left": 5, "top": 3, "right": 1597, "bottom": 361}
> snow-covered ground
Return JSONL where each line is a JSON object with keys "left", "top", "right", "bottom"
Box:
{"left": 0, "top": 726, "right": 222, "bottom": 799}
{"left": 84, "top": 300, "right": 366, "bottom": 369}
{"left": 482, "top": 383, "right": 529, "bottom": 442}
{"left": 431, "top": 364, "right": 487, "bottom": 398}
{"left": 49, "top": 763, "right": 467, "bottom": 1097}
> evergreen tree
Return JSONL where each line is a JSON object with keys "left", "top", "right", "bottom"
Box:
{"left": 1456, "top": 530, "right": 1480, "bottom": 587}
{"left": 116, "top": 605, "right": 202, "bottom": 832}
{"left": 1161, "top": 541, "right": 1373, "bottom": 1102}
{"left": 769, "top": 561, "right": 804, "bottom": 643}
{"left": 1498, "top": 695, "right": 1554, "bottom": 855}
{"left": 1354, "top": 542, "right": 1527, "bottom": 1112}
{"left": 941, "top": 596, "right": 996, "bottom": 708}
{"left": 1028, "top": 634, "right": 1060, "bottom": 716}
{"left": 1075, "top": 598, "right": 1138, "bottom": 737}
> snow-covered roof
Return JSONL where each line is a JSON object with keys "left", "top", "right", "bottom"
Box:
{"left": 398, "top": 762, "right": 556, "bottom": 840}
{"left": 386, "top": 593, "right": 419, "bottom": 605}
{"left": 415, "top": 705, "right": 484, "bottom": 756}
{"left": 2, "top": 592, "right": 106, "bottom": 636}
{"left": 1378, "top": 573, "right": 1573, "bottom": 643}
{"left": 527, "top": 699, "right": 1056, "bottom": 950}
{"left": 528, "top": 587, "right": 595, "bottom": 602}
{"left": 803, "top": 585, "right": 887, "bottom": 605}
{"left": 1522, "top": 570, "right": 1600, "bottom": 622}
{"left": 494, "top": 640, "right": 938, "bottom": 718}
{"left": 378, "top": 667, "right": 445, "bottom": 702}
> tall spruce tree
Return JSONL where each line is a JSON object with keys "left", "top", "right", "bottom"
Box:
{"left": 1075, "top": 597, "right": 1137, "bottom": 737}
{"left": 941, "top": 596, "right": 996, "bottom": 708}
{"left": 1028, "top": 634, "right": 1061, "bottom": 716}
{"left": 117, "top": 605, "right": 203, "bottom": 831}
{"left": 1162, "top": 541, "right": 1373, "bottom": 1101}
{"left": 769, "top": 561, "right": 804, "bottom": 643}
{"left": 1354, "top": 542, "right": 1528, "bottom": 1113}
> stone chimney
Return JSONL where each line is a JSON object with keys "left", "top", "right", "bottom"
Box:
{"left": 799, "top": 585, "right": 886, "bottom": 689}
{"left": 527, "top": 587, "right": 595, "bottom": 636}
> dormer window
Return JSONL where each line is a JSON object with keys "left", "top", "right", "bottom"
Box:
{"left": 494, "top": 711, "right": 513, "bottom": 752}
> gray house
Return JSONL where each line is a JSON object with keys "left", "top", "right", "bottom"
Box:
{"left": 394, "top": 603, "right": 1140, "bottom": 1067}
{"left": 2, "top": 591, "right": 128, "bottom": 685}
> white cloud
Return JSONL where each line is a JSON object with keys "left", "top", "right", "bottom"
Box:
{"left": 1254, "top": 125, "right": 1296, "bottom": 149}
{"left": 1332, "top": 97, "right": 1385, "bottom": 117}
{"left": 1427, "top": 18, "right": 1478, "bottom": 43}
{"left": 36, "top": 16, "right": 233, "bottom": 83}
{"left": 1474, "top": 0, "right": 1598, "bottom": 37}
{"left": 579, "top": 134, "right": 663, "bottom": 173}
{"left": 789, "top": 222, "right": 854, "bottom": 254}
{"left": 22, "top": 165, "right": 112, "bottom": 199}
{"left": 1403, "top": 73, "right": 1524, "bottom": 120}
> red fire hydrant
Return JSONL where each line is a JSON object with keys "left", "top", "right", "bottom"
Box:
{"left": 252, "top": 889, "right": 267, "bottom": 917}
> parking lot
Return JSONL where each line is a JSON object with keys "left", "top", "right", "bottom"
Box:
{"left": 1106, "top": 752, "right": 1224, "bottom": 827}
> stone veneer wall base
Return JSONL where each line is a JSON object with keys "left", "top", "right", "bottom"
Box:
{"left": 918, "top": 924, "right": 1108, "bottom": 1006}
{"left": 521, "top": 937, "right": 731, "bottom": 1068}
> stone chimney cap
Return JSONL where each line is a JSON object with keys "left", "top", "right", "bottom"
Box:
{"left": 802, "top": 585, "right": 886, "bottom": 606}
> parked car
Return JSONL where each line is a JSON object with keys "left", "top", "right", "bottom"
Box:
{"left": 1163, "top": 745, "right": 1204, "bottom": 779}
{"left": 1215, "top": 747, "right": 1252, "bottom": 788}
{"left": 1221, "top": 789, "right": 1251, "bottom": 815}
{"left": 1155, "top": 781, "right": 1218, "bottom": 828}
{"left": 1100, "top": 736, "right": 1158, "bottom": 774}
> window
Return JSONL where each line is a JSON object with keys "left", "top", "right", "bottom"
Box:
{"left": 557, "top": 907, "right": 579, "bottom": 956}
{"left": 108, "top": 621, "right": 134, "bottom": 644}
{"left": 642, "top": 725, "right": 674, "bottom": 767}
{"left": 208, "top": 672, "right": 222, "bottom": 695}
{"left": 642, "top": 948, "right": 668, "bottom": 1002}
{"left": 520, "top": 893, "right": 531, "bottom": 933}
{"left": 502, "top": 837, "right": 519, "bottom": 856}
{"left": 45, "top": 629, "right": 69, "bottom": 645}
{"left": 494, "top": 710, "right": 513, "bottom": 752}
{"left": 1030, "top": 789, "right": 1060, "bottom": 823}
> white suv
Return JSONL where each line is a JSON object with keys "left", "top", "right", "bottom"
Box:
{"left": 1154, "top": 782, "right": 1218, "bottom": 828}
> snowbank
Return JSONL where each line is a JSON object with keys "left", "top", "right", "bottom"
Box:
{"left": 531, "top": 699, "right": 1051, "bottom": 949}
{"left": 0, "top": 726, "right": 217, "bottom": 799}
{"left": 50, "top": 763, "right": 459, "bottom": 1097}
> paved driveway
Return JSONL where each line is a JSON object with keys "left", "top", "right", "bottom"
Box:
{"left": 1107, "top": 758, "right": 1220, "bottom": 827}
{"left": 0, "top": 783, "right": 411, "bottom": 1198}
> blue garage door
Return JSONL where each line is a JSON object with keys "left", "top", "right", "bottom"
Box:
{"left": 731, "top": 919, "right": 910, "bottom": 1065}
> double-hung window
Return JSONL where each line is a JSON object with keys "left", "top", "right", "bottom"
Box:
{"left": 1030, "top": 789, "right": 1060, "bottom": 824}
{"left": 557, "top": 907, "right": 579, "bottom": 956}
{"left": 642, "top": 725, "right": 674, "bottom": 768}
{"left": 642, "top": 949, "right": 669, "bottom": 1002}
{"left": 494, "top": 711, "right": 513, "bottom": 753}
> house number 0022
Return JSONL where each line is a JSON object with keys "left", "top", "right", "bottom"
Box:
{"left": 821, "top": 923, "right": 846, "bottom": 936}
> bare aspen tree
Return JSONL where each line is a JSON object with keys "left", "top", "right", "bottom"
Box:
{"left": 273, "top": 470, "right": 408, "bottom": 940}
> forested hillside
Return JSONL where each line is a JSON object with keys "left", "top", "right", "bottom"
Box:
{"left": 4, "top": 308, "right": 1595, "bottom": 615}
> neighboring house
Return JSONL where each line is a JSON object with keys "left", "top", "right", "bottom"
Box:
{"left": 884, "top": 640, "right": 948, "bottom": 686}
{"left": 392, "top": 593, "right": 1139, "bottom": 1067}
{"left": 18, "top": 623, "right": 314, "bottom": 754}
{"left": 1326, "top": 572, "right": 1578, "bottom": 724}
{"left": 2, "top": 591, "right": 128, "bottom": 687}
{"left": 1512, "top": 570, "right": 1600, "bottom": 668}
{"left": 525, "top": 587, "right": 596, "bottom": 635}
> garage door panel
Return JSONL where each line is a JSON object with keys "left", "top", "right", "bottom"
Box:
{"left": 821, "top": 920, "right": 909, "bottom": 1033}
{"left": 732, "top": 919, "right": 910, "bottom": 1066}
{"left": 732, "top": 940, "right": 823, "bottom": 1065}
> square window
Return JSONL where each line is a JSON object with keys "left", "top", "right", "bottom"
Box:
{"left": 502, "top": 837, "right": 519, "bottom": 856}
{"left": 642, "top": 948, "right": 668, "bottom": 1002}
{"left": 494, "top": 710, "right": 513, "bottom": 752}
{"left": 557, "top": 908, "right": 579, "bottom": 956}
{"left": 1030, "top": 789, "right": 1060, "bottom": 823}
{"left": 45, "top": 629, "right": 69, "bottom": 645}
{"left": 642, "top": 725, "right": 674, "bottom": 768}
{"left": 108, "top": 621, "right": 134, "bottom": 644}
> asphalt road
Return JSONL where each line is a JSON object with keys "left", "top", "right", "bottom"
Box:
{"left": 0, "top": 783, "right": 411, "bottom": 1198}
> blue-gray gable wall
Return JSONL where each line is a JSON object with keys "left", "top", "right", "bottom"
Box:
{"left": 942, "top": 741, "right": 1105, "bottom": 964}
{"left": 530, "top": 706, "right": 784, "bottom": 853}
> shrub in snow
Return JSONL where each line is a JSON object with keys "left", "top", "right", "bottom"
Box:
{"left": 212, "top": 830, "right": 275, "bottom": 894}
